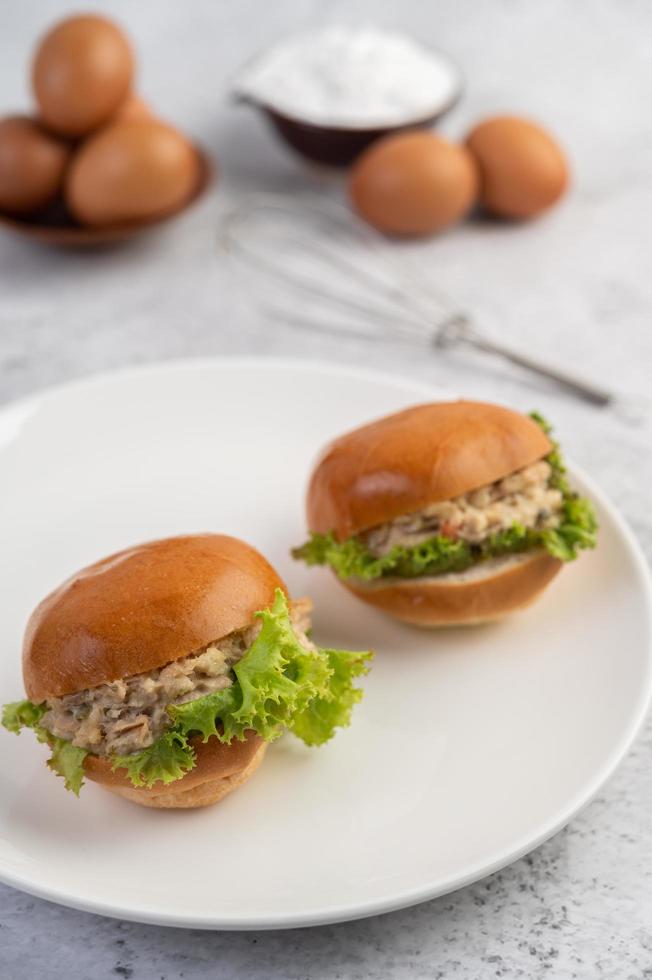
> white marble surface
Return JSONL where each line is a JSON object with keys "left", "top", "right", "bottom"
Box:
{"left": 1, "top": 1, "right": 651, "bottom": 977}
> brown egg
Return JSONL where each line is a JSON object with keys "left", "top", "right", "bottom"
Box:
{"left": 466, "top": 116, "right": 569, "bottom": 219}
{"left": 65, "top": 119, "right": 200, "bottom": 227}
{"left": 113, "top": 94, "right": 152, "bottom": 123}
{"left": 33, "top": 14, "right": 134, "bottom": 137}
{"left": 349, "top": 131, "right": 478, "bottom": 237}
{"left": 0, "top": 115, "right": 69, "bottom": 214}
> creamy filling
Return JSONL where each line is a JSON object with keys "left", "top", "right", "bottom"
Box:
{"left": 363, "top": 460, "right": 563, "bottom": 557}
{"left": 42, "top": 599, "right": 312, "bottom": 758}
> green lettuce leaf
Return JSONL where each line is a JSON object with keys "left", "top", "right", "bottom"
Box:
{"left": 292, "top": 532, "right": 473, "bottom": 581}
{"left": 112, "top": 731, "right": 195, "bottom": 789}
{"left": 531, "top": 412, "right": 598, "bottom": 561}
{"left": 168, "top": 590, "right": 370, "bottom": 747}
{"left": 541, "top": 495, "right": 598, "bottom": 561}
{"left": 292, "top": 526, "right": 540, "bottom": 581}
{"left": 2, "top": 699, "right": 47, "bottom": 734}
{"left": 111, "top": 589, "right": 372, "bottom": 786}
{"left": 169, "top": 590, "right": 332, "bottom": 744}
{"left": 290, "top": 647, "right": 372, "bottom": 746}
{"left": 47, "top": 738, "right": 88, "bottom": 795}
{"left": 2, "top": 698, "right": 87, "bottom": 795}
{"left": 292, "top": 412, "right": 598, "bottom": 581}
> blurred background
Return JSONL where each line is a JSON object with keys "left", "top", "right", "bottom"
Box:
{"left": 1, "top": 2, "right": 651, "bottom": 978}
{"left": 1, "top": 2, "right": 650, "bottom": 534}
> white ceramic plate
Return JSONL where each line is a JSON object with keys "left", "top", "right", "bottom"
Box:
{"left": 0, "top": 359, "right": 650, "bottom": 930}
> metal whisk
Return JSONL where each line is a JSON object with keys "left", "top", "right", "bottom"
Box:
{"left": 219, "top": 195, "right": 617, "bottom": 408}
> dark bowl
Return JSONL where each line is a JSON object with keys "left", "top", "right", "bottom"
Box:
{"left": 260, "top": 105, "right": 459, "bottom": 167}
{"left": 0, "top": 144, "right": 214, "bottom": 247}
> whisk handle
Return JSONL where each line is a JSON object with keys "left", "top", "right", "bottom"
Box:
{"left": 434, "top": 315, "right": 613, "bottom": 407}
{"left": 472, "top": 337, "right": 613, "bottom": 407}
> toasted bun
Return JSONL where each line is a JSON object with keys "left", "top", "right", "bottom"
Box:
{"left": 307, "top": 401, "right": 552, "bottom": 540}
{"left": 83, "top": 733, "right": 266, "bottom": 809}
{"left": 342, "top": 551, "right": 561, "bottom": 626}
{"left": 23, "top": 534, "right": 286, "bottom": 701}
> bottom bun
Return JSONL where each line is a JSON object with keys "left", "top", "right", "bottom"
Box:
{"left": 84, "top": 732, "right": 266, "bottom": 810}
{"left": 101, "top": 744, "right": 267, "bottom": 809}
{"left": 342, "top": 551, "right": 562, "bottom": 627}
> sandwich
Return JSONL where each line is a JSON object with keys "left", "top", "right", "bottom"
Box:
{"left": 292, "top": 403, "right": 597, "bottom": 626}
{"left": 2, "top": 534, "right": 371, "bottom": 808}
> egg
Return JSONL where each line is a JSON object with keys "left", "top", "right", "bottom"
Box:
{"left": 32, "top": 14, "right": 134, "bottom": 137}
{"left": 349, "top": 131, "right": 478, "bottom": 237}
{"left": 466, "top": 116, "right": 568, "bottom": 219}
{"left": 65, "top": 119, "right": 200, "bottom": 227}
{"left": 0, "top": 115, "right": 69, "bottom": 214}
{"left": 114, "top": 94, "right": 152, "bottom": 123}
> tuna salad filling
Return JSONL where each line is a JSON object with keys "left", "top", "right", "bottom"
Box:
{"left": 42, "top": 599, "right": 313, "bottom": 758}
{"left": 292, "top": 413, "right": 598, "bottom": 582}
{"left": 363, "top": 460, "right": 562, "bottom": 557}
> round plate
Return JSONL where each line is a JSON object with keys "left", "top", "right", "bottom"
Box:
{"left": 0, "top": 145, "right": 213, "bottom": 247}
{"left": 0, "top": 359, "right": 649, "bottom": 929}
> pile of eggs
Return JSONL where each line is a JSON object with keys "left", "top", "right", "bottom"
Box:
{"left": 349, "top": 116, "right": 569, "bottom": 237}
{"left": 0, "top": 14, "right": 201, "bottom": 227}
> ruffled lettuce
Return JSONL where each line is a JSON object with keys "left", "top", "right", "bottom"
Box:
{"left": 169, "top": 591, "right": 334, "bottom": 744}
{"left": 293, "top": 531, "right": 475, "bottom": 580}
{"left": 2, "top": 699, "right": 87, "bottom": 795}
{"left": 117, "top": 590, "right": 371, "bottom": 788}
{"left": 111, "top": 731, "right": 195, "bottom": 789}
{"left": 290, "top": 647, "right": 370, "bottom": 747}
{"left": 530, "top": 412, "right": 598, "bottom": 560}
{"left": 2, "top": 590, "right": 372, "bottom": 793}
{"left": 292, "top": 413, "right": 598, "bottom": 582}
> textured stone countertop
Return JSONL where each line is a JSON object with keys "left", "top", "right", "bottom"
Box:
{"left": 1, "top": 1, "right": 651, "bottom": 977}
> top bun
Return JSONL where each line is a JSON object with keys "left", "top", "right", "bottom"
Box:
{"left": 24, "top": 534, "right": 286, "bottom": 702}
{"left": 307, "top": 401, "right": 552, "bottom": 540}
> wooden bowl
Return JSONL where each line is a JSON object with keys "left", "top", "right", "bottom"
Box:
{"left": 0, "top": 144, "right": 214, "bottom": 247}
{"left": 258, "top": 101, "right": 462, "bottom": 168}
